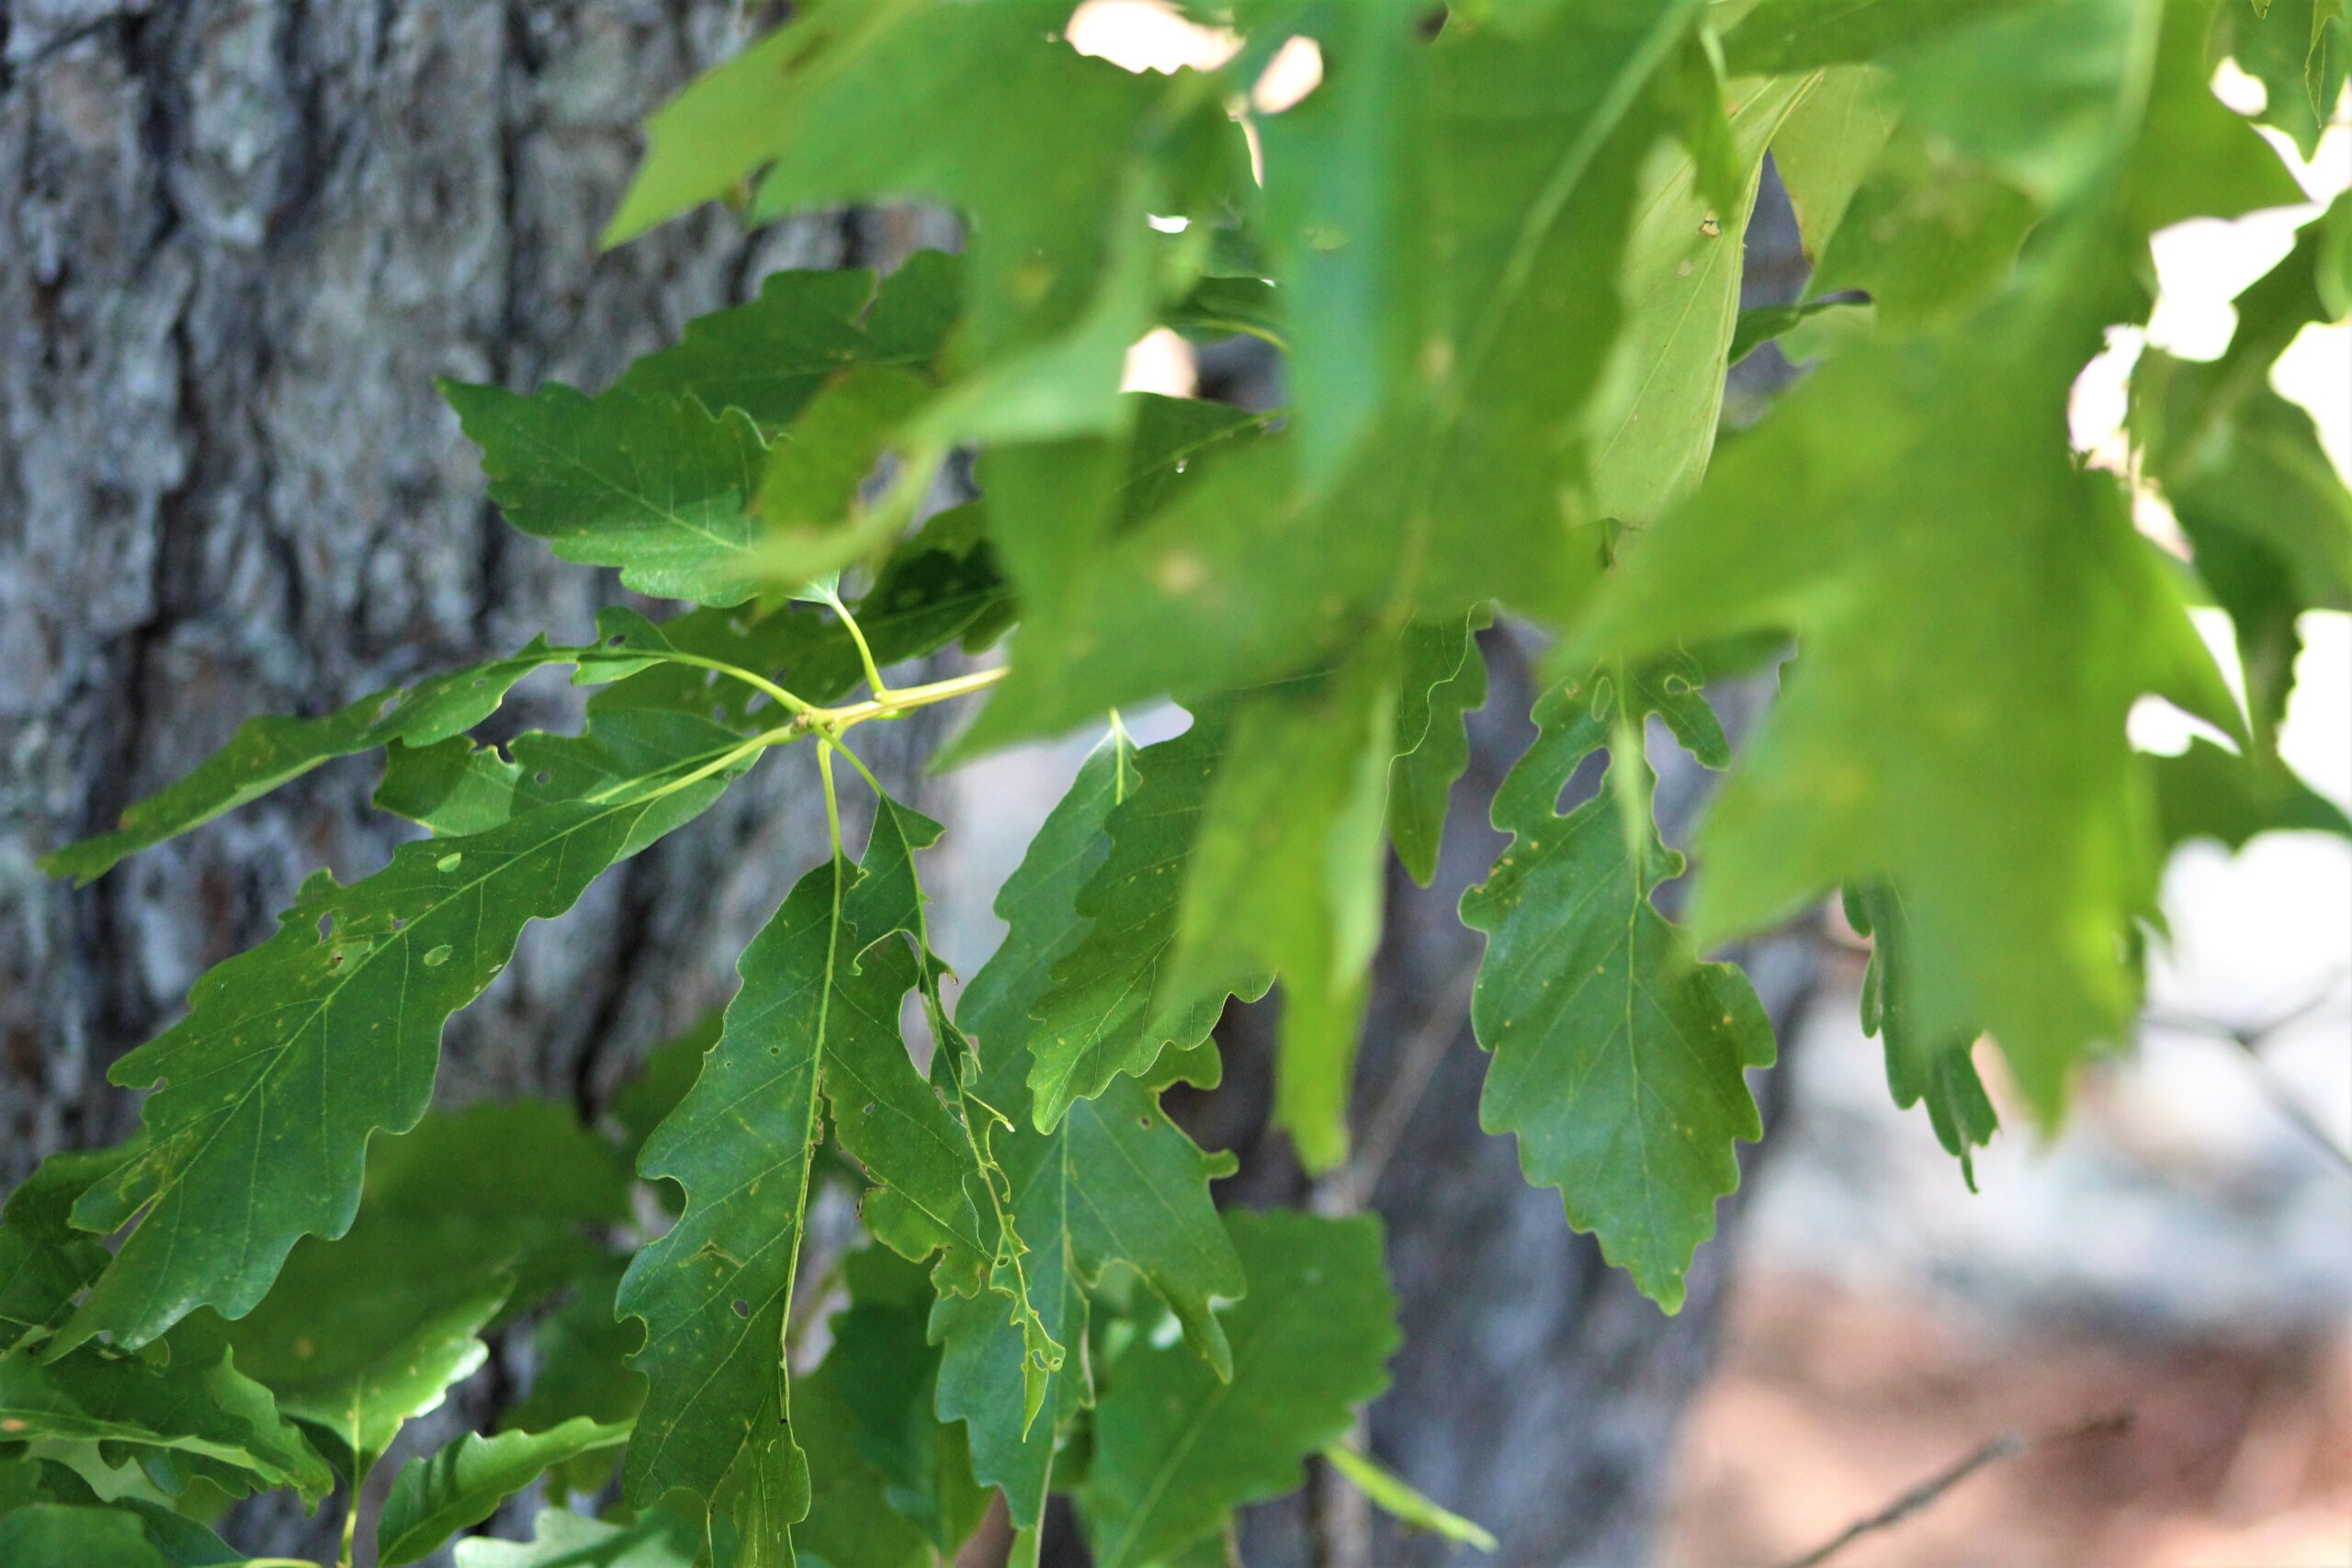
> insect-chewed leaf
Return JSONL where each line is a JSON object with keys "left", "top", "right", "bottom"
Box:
{"left": 1462, "top": 665, "right": 1773, "bottom": 1311}
{"left": 932, "top": 735, "right": 1244, "bottom": 1526}
{"left": 55, "top": 710, "right": 759, "bottom": 1353}
{"left": 1569, "top": 222, "right": 2240, "bottom": 1119}
{"left": 0, "top": 1325, "right": 332, "bottom": 1504}
{"left": 378, "top": 1418, "right": 633, "bottom": 1567}
{"left": 1024, "top": 714, "right": 1271, "bottom": 1129}
{"left": 1081, "top": 1211, "right": 1397, "bottom": 1568}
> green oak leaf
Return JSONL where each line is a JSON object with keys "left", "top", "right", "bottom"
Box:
{"left": 1081, "top": 1211, "right": 1398, "bottom": 1568}
{"left": 1461, "top": 664, "right": 1775, "bottom": 1310}
{"left": 822, "top": 1248, "right": 988, "bottom": 1556}
{"left": 1587, "top": 69, "right": 1815, "bottom": 527}
{"left": 610, "top": 0, "right": 1240, "bottom": 441}
{"left": 788, "top": 1352, "right": 933, "bottom": 1568}
{"left": 2133, "top": 193, "right": 2352, "bottom": 745}
{"left": 1389, "top": 606, "right": 1492, "bottom": 886}
{"left": 0, "top": 1145, "right": 139, "bottom": 1353}
{"left": 378, "top": 1418, "right": 632, "bottom": 1567}
{"left": 40, "top": 637, "right": 605, "bottom": 885}
{"left": 454, "top": 1507, "right": 699, "bottom": 1568}
{"left": 1570, "top": 227, "right": 2238, "bottom": 1117}
{"left": 208, "top": 1233, "right": 508, "bottom": 1486}
{"left": 1170, "top": 664, "right": 1397, "bottom": 1173}
{"left": 56, "top": 710, "right": 756, "bottom": 1352}
{"left": 0, "top": 1329, "right": 330, "bottom": 1505}
{"left": 932, "top": 735, "right": 1244, "bottom": 1526}
{"left": 956, "top": 4, "right": 1789, "bottom": 754}
{"left": 2153, "top": 738, "right": 2352, "bottom": 852}
{"left": 0, "top": 1505, "right": 182, "bottom": 1568}
{"left": 2213, "top": 0, "right": 2351, "bottom": 159}
{"left": 1025, "top": 714, "right": 1272, "bottom": 1129}
{"left": 614, "top": 253, "right": 961, "bottom": 434}
{"left": 618, "top": 816, "right": 1011, "bottom": 1544}
{"left": 442, "top": 382, "right": 769, "bottom": 607}
{"left": 1768, "top": 64, "right": 1895, "bottom": 263}
{"left": 1843, "top": 884, "right": 1999, "bottom": 1190}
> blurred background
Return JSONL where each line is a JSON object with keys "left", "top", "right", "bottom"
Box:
{"left": 2, "top": 3, "right": 2346, "bottom": 1564}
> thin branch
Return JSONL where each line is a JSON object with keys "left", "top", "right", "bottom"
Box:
{"left": 2143, "top": 976, "right": 2352, "bottom": 1179}
{"left": 1770, "top": 1412, "right": 2132, "bottom": 1568}
{"left": 1328, "top": 964, "right": 1479, "bottom": 1212}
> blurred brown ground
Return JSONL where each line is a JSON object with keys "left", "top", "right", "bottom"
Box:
{"left": 1666, "top": 1270, "right": 2352, "bottom": 1568}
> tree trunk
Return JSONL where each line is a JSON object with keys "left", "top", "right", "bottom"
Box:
{"left": 0, "top": 0, "right": 950, "bottom": 1179}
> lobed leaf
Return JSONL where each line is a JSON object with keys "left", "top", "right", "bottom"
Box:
{"left": 1462, "top": 664, "right": 1774, "bottom": 1310}
{"left": 932, "top": 736, "right": 1244, "bottom": 1525}
{"left": 379, "top": 1418, "right": 632, "bottom": 1567}
{"left": 57, "top": 710, "right": 758, "bottom": 1352}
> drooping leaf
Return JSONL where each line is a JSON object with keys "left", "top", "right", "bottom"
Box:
{"left": 932, "top": 736, "right": 1244, "bottom": 1525}
{"left": 1571, "top": 220, "right": 2238, "bottom": 1117}
{"left": 2214, "top": 0, "right": 2352, "bottom": 159}
{"left": 56, "top": 714, "right": 757, "bottom": 1352}
{"left": 1843, "top": 884, "right": 1998, "bottom": 1190}
{"left": 1462, "top": 663, "right": 1775, "bottom": 1310}
{"left": 1025, "top": 714, "right": 1272, "bottom": 1129}
{"left": 378, "top": 1418, "right": 632, "bottom": 1567}
{"left": 1081, "top": 1211, "right": 1397, "bottom": 1568}
{"left": 1586, "top": 70, "right": 1815, "bottom": 527}
{"left": 1388, "top": 606, "right": 1492, "bottom": 886}
{"left": 1768, "top": 64, "right": 1895, "bottom": 263}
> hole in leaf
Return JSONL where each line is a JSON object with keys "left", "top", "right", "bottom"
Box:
{"left": 436, "top": 852, "right": 463, "bottom": 873}
{"left": 730, "top": 1299, "right": 751, "bottom": 1319}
